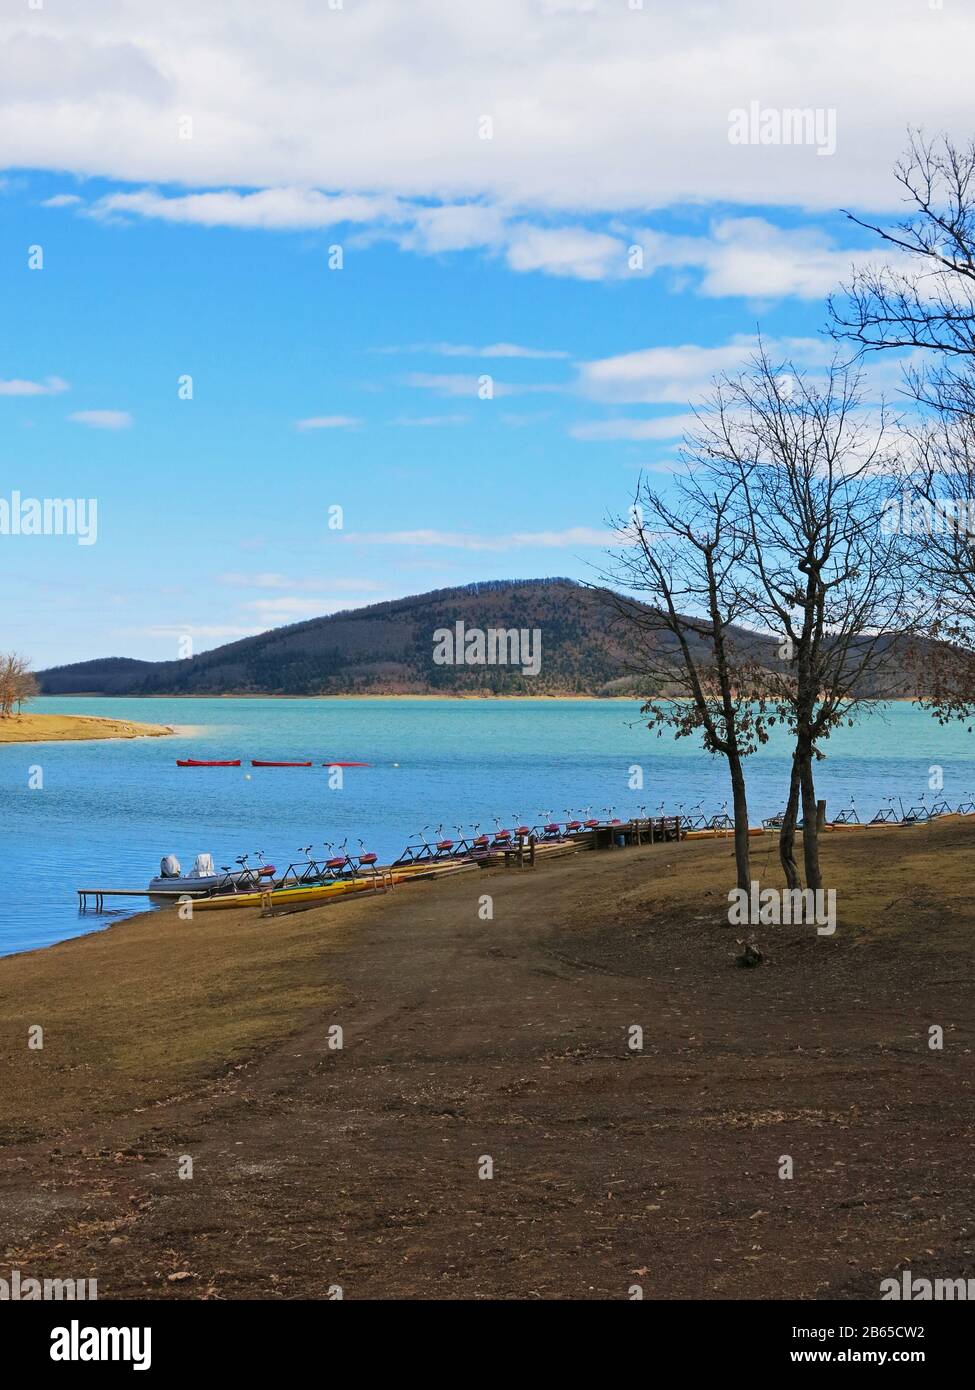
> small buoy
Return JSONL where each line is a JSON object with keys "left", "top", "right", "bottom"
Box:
{"left": 393, "top": 762, "right": 399, "bottom": 767}
{"left": 244, "top": 774, "right": 252, "bottom": 780}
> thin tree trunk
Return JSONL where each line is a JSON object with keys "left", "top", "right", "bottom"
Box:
{"left": 779, "top": 753, "right": 802, "bottom": 889}
{"left": 728, "top": 754, "right": 751, "bottom": 891}
{"left": 799, "top": 751, "right": 822, "bottom": 891}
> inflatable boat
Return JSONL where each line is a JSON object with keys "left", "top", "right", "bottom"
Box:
{"left": 147, "top": 853, "right": 275, "bottom": 896}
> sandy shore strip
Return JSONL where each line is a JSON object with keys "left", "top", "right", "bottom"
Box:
{"left": 0, "top": 713, "right": 174, "bottom": 744}
{"left": 1, "top": 819, "right": 972, "bottom": 1299}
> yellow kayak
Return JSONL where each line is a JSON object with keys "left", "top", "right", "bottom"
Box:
{"left": 192, "top": 876, "right": 381, "bottom": 911}
{"left": 190, "top": 859, "right": 476, "bottom": 912}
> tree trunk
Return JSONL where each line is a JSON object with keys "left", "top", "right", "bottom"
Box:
{"left": 728, "top": 754, "right": 751, "bottom": 891}
{"left": 779, "top": 753, "right": 802, "bottom": 889}
{"left": 799, "top": 752, "right": 822, "bottom": 891}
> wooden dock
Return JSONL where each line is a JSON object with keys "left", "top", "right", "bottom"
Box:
{"left": 77, "top": 888, "right": 189, "bottom": 911}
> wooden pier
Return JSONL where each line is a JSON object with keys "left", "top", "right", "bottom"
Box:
{"left": 77, "top": 888, "right": 189, "bottom": 911}
{"left": 497, "top": 816, "right": 684, "bottom": 868}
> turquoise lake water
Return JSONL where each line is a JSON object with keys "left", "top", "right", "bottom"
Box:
{"left": 3, "top": 696, "right": 975, "bottom": 956}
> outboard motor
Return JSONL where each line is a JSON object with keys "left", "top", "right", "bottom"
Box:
{"left": 190, "top": 853, "right": 216, "bottom": 878}
{"left": 159, "top": 855, "right": 181, "bottom": 879}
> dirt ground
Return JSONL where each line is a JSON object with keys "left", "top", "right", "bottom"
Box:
{"left": 1, "top": 821, "right": 973, "bottom": 1300}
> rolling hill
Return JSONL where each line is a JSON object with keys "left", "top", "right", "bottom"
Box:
{"left": 36, "top": 578, "right": 922, "bottom": 699}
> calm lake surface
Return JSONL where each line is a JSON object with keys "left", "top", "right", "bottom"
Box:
{"left": 3, "top": 696, "right": 974, "bottom": 957}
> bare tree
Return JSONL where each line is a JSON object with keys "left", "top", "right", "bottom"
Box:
{"left": 828, "top": 130, "right": 975, "bottom": 728}
{"left": 829, "top": 130, "right": 975, "bottom": 416}
{"left": 692, "top": 351, "right": 913, "bottom": 891}
{"left": 16, "top": 668, "right": 39, "bottom": 713}
{"left": 0, "top": 653, "right": 37, "bottom": 718}
{"left": 604, "top": 471, "right": 772, "bottom": 891}
{"left": 901, "top": 416, "right": 975, "bottom": 724}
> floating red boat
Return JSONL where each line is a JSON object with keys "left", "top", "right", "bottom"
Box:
{"left": 251, "top": 760, "right": 313, "bottom": 767}
{"left": 322, "top": 761, "right": 371, "bottom": 767}
{"left": 176, "top": 759, "right": 241, "bottom": 767}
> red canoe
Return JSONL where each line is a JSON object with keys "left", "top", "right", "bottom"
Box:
{"left": 177, "top": 759, "right": 241, "bottom": 767}
{"left": 251, "top": 760, "right": 313, "bottom": 767}
{"left": 322, "top": 761, "right": 371, "bottom": 767}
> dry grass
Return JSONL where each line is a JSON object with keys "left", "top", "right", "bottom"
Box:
{"left": 0, "top": 713, "right": 172, "bottom": 743}
{"left": 1, "top": 819, "right": 973, "bottom": 1298}
{"left": 2, "top": 817, "right": 973, "bottom": 1141}
{"left": 0, "top": 900, "right": 351, "bottom": 1138}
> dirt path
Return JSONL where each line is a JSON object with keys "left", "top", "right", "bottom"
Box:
{"left": 2, "top": 829, "right": 973, "bottom": 1300}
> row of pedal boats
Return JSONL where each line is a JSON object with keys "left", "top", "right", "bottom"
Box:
{"left": 146, "top": 814, "right": 670, "bottom": 911}
{"left": 148, "top": 852, "right": 478, "bottom": 912}
{"left": 147, "top": 799, "right": 975, "bottom": 912}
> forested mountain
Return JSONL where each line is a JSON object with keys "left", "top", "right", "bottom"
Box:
{"left": 37, "top": 578, "right": 924, "bottom": 698}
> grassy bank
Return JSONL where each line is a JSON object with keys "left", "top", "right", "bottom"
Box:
{"left": 0, "top": 899, "right": 344, "bottom": 1140}
{"left": 0, "top": 712, "right": 172, "bottom": 743}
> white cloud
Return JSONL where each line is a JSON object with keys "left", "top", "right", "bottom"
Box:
{"left": 570, "top": 413, "right": 700, "bottom": 442}
{"left": 393, "top": 203, "right": 507, "bottom": 254}
{"left": 505, "top": 226, "right": 626, "bottom": 280}
{"left": 3, "top": 2, "right": 970, "bottom": 216}
{"left": 295, "top": 415, "right": 361, "bottom": 430}
{"left": 59, "top": 185, "right": 900, "bottom": 296}
{"left": 41, "top": 193, "right": 82, "bottom": 208}
{"left": 93, "top": 187, "right": 402, "bottom": 230}
{"left": 0, "top": 374, "right": 69, "bottom": 396}
{"left": 381, "top": 342, "right": 568, "bottom": 359}
{"left": 67, "top": 409, "right": 132, "bottom": 429}
{"left": 631, "top": 217, "right": 899, "bottom": 299}
{"left": 578, "top": 335, "right": 834, "bottom": 405}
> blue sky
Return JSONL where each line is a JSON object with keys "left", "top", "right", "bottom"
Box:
{"left": 1, "top": 1, "right": 967, "bottom": 667}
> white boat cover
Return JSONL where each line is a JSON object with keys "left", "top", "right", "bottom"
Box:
{"left": 190, "top": 853, "right": 216, "bottom": 878}
{"left": 159, "top": 854, "right": 181, "bottom": 878}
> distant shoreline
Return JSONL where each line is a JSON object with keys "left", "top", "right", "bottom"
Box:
{"left": 38, "top": 691, "right": 645, "bottom": 702}
{"left": 35, "top": 691, "right": 919, "bottom": 704}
